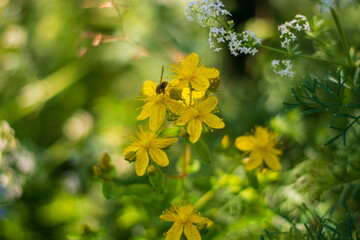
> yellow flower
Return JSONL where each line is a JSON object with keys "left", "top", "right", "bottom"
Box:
{"left": 235, "top": 126, "right": 282, "bottom": 171}
{"left": 160, "top": 203, "right": 213, "bottom": 240}
{"left": 181, "top": 87, "right": 205, "bottom": 106}
{"left": 137, "top": 80, "right": 184, "bottom": 131}
{"left": 176, "top": 96, "right": 225, "bottom": 143}
{"left": 169, "top": 53, "right": 219, "bottom": 91}
{"left": 123, "top": 125, "right": 178, "bottom": 176}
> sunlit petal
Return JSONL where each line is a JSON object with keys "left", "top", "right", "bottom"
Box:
{"left": 235, "top": 136, "right": 255, "bottom": 151}
{"left": 188, "top": 119, "right": 202, "bottom": 143}
{"left": 203, "top": 113, "right": 225, "bottom": 129}
{"left": 148, "top": 147, "right": 169, "bottom": 167}
{"left": 190, "top": 75, "right": 210, "bottom": 91}
{"left": 152, "top": 137, "right": 178, "bottom": 148}
{"left": 264, "top": 153, "right": 281, "bottom": 170}
{"left": 244, "top": 151, "right": 262, "bottom": 170}
{"left": 177, "top": 109, "right": 193, "bottom": 126}
{"left": 149, "top": 103, "right": 166, "bottom": 131}
{"left": 184, "top": 223, "right": 201, "bottom": 240}
{"left": 123, "top": 144, "right": 140, "bottom": 155}
{"left": 160, "top": 210, "right": 178, "bottom": 222}
{"left": 137, "top": 102, "right": 154, "bottom": 120}
{"left": 183, "top": 53, "right": 199, "bottom": 70}
{"left": 165, "top": 222, "right": 183, "bottom": 240}
{"left": 135, "top": 149, "right": 149, "bottom": 176}
{"left": 199, "top": 66, "right": 219, "bottom": 78}
{"left": 198, "top": 96, "right": 217, "bottom": 114}
{"left": 189, "top": 215, "right": 213, "bottom": 227}
{"left": 142, "top": 80, "right": 157, "bottom": 96}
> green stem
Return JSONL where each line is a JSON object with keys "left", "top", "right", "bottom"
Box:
{"left": 330, "top": 8, "right": 354, "bottom": 67}
{"left": 209, "top": 12, "right": 347, "bottom": 67}
{"left": 194, "top": 162, "right": 242, "bottom": 210}
{"left": 258, "top": 45, "right": 346, "bottom": 66}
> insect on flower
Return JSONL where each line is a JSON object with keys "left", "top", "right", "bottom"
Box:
{"left": 156, "top": 66, "right": 168, "bottom": 94}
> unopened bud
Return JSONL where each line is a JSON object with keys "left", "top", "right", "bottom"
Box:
{"left": 93, "top": 166, "right": 103, "bottom": 177}
{"left": 169, "top": 88, "right": 182, "bottom": 100}
{"left": 124, "top": 151, "right": 136, "bottom": 162}
{"left": 100, "top": 152, "right": 111, "bottom": 171}
{"left": 147, "top": 165, "right": 157, "bottom": 176}
{"left": 221, "top": 135, "right": 231, "bottom": 149}
{"left": 208, "top": 77, "right": 220, "bottom": 92}
{"left": 180, "top": 128, "right": 189, "bottom": 138}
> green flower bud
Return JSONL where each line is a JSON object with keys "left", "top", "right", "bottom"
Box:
{"left": 99, "top": 152, "right": 111, "bottom": 171}
{"left": 208, "top": 77, "right": 221, "bottom": 92}
{"left": 93, "top": 166, "right": 103, "bottom": 177}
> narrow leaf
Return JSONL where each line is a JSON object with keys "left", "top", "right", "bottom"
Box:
{"left": 302, "top": 108, "right": 326, "bottom": 115}
{"left": 187, "top": 138, "right": 212, "bottom": 163}
{"left": 149, "top": 168, "right": 166, "bottom": 193}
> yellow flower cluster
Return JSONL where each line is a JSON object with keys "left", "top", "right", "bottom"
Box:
{"left": 123, "top": 52, "right": 225, "bottom": 177}
{"left": 138, "top": 52, "right": 225, "bottom": 143}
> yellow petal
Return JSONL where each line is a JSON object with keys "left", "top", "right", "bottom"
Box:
{"left": 203, "top": 113, "right": 225, "bottom": 129}
{"left": 200, "top": 66, "right": 219, "bottom": 78}
{"left": 142, "top": 80, "right": 157, "bottom": 97}
{"left": 177, "top": 108, "right": 193, "bottom": 126}
{"left": 148, "top": 147, "right": 169, "bottom": 167}
{"left": 149, "top": 103, "right": 166, "bottom": 131}
{"left": 165, "top": 222, "right": 183, "bottom": 240}
{"left": 123, "top": 144, "right": 140, "bottom": 155}
{"left": 183, "top": 53, "right": 200, "bottom": 70}
{"left": 152, "top": 137, "right": 178, "bottom": 148}
{"left": 190, "top": 75, "right": 210, "bottom": 91}
{"left": 135, "top": 149, "right": 149, "bottom": 176}
{"left": 188, "top": 119, "right": 202, "bottom": 143}
{"left": 184, "top": 223, "right": 201, "bottom": 240}
{"left": 189, "top": 215, "right": 213, "bottom": 227}
{"left": 263, "top": 153, "right": 281, "bottom": 170}
{"left": 165, "top": 98, "right": 186, "bottom": 116}
{"left": 235, "top": 136, "right": 255, "bottom": 151}
{"left": 198, "top": 96, "right": 217, "bottom": 114}
{"left": 254, "top": 126, "right": 269, "bottom": 140}
{"left": 137, "top": 102, "right": 154, "bottom": 120}
{"left": 244, "top": 151, "right": 262, "bottom": 170}
{"left": 160, "top": 210, "right": 178, "bottom": 222}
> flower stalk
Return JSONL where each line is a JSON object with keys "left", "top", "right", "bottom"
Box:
{"left": 330, "top": 8, "right": 354, "bottom": 68}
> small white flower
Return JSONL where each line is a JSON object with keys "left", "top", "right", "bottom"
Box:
{"left": 278, "top": 15, "right": 311, "bottom": 50}
{"left": 272, "top": 59, "right": 294, "bottom": 78}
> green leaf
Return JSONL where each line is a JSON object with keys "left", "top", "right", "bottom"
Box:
{"left": 102, "top": 181, "right": 121, "bottom": 199}
{"left": 187, "top": 138, "right": 212, "bottom": 164}
{"left": 102, "top": 182, "right": 114, "bottom": 199}
{"left": 245, "top": 170, "right": 259, "bottom": 189}
{"left": 193, "top": 177, "right": 212, "bottom": 191}
{"left": 149, "top": 168, "right": 166, "bottom": 193}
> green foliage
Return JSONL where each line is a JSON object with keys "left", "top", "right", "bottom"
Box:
{"left": 187, "top": 138, "right": 212, "bottom": 164}
{"left": 285, "top": 70, "right": 360, "bottom": 145}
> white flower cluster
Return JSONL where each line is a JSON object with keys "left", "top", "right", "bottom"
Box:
{"left": 272, "top": 59, "right": 294, "bottom": 78}
{"left": 185, "top": 0, "right": 231, "bottom": 27}
{"left": 186, "top": 0, "right": 261, "bottom": 56}
{"left": 0, "top": 121, "right": 34, "bottom": 200}
{"left": 208, "top": 28, "right": 261, "bottom": 56}
{"left": 278, "top": 15, "right": 311, "bottom": 49}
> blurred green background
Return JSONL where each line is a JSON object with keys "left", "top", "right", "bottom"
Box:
{"left": 0, "top": 0, "right": 359, "bottom": 239}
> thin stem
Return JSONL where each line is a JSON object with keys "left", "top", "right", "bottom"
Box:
{"left": 194, "top": 162, "right": 242, "bottom": 210}
{"left": 209, "top": 12, "right": 347, "bottom": 67}
{"left": 182, "top": 141, "right": 191, "bottom": 177}
{"left": 258, "top": 45, "right": 346, "bottom": 66}
{"left": 330, "top": 8, "right": 354, "bottom": 67}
